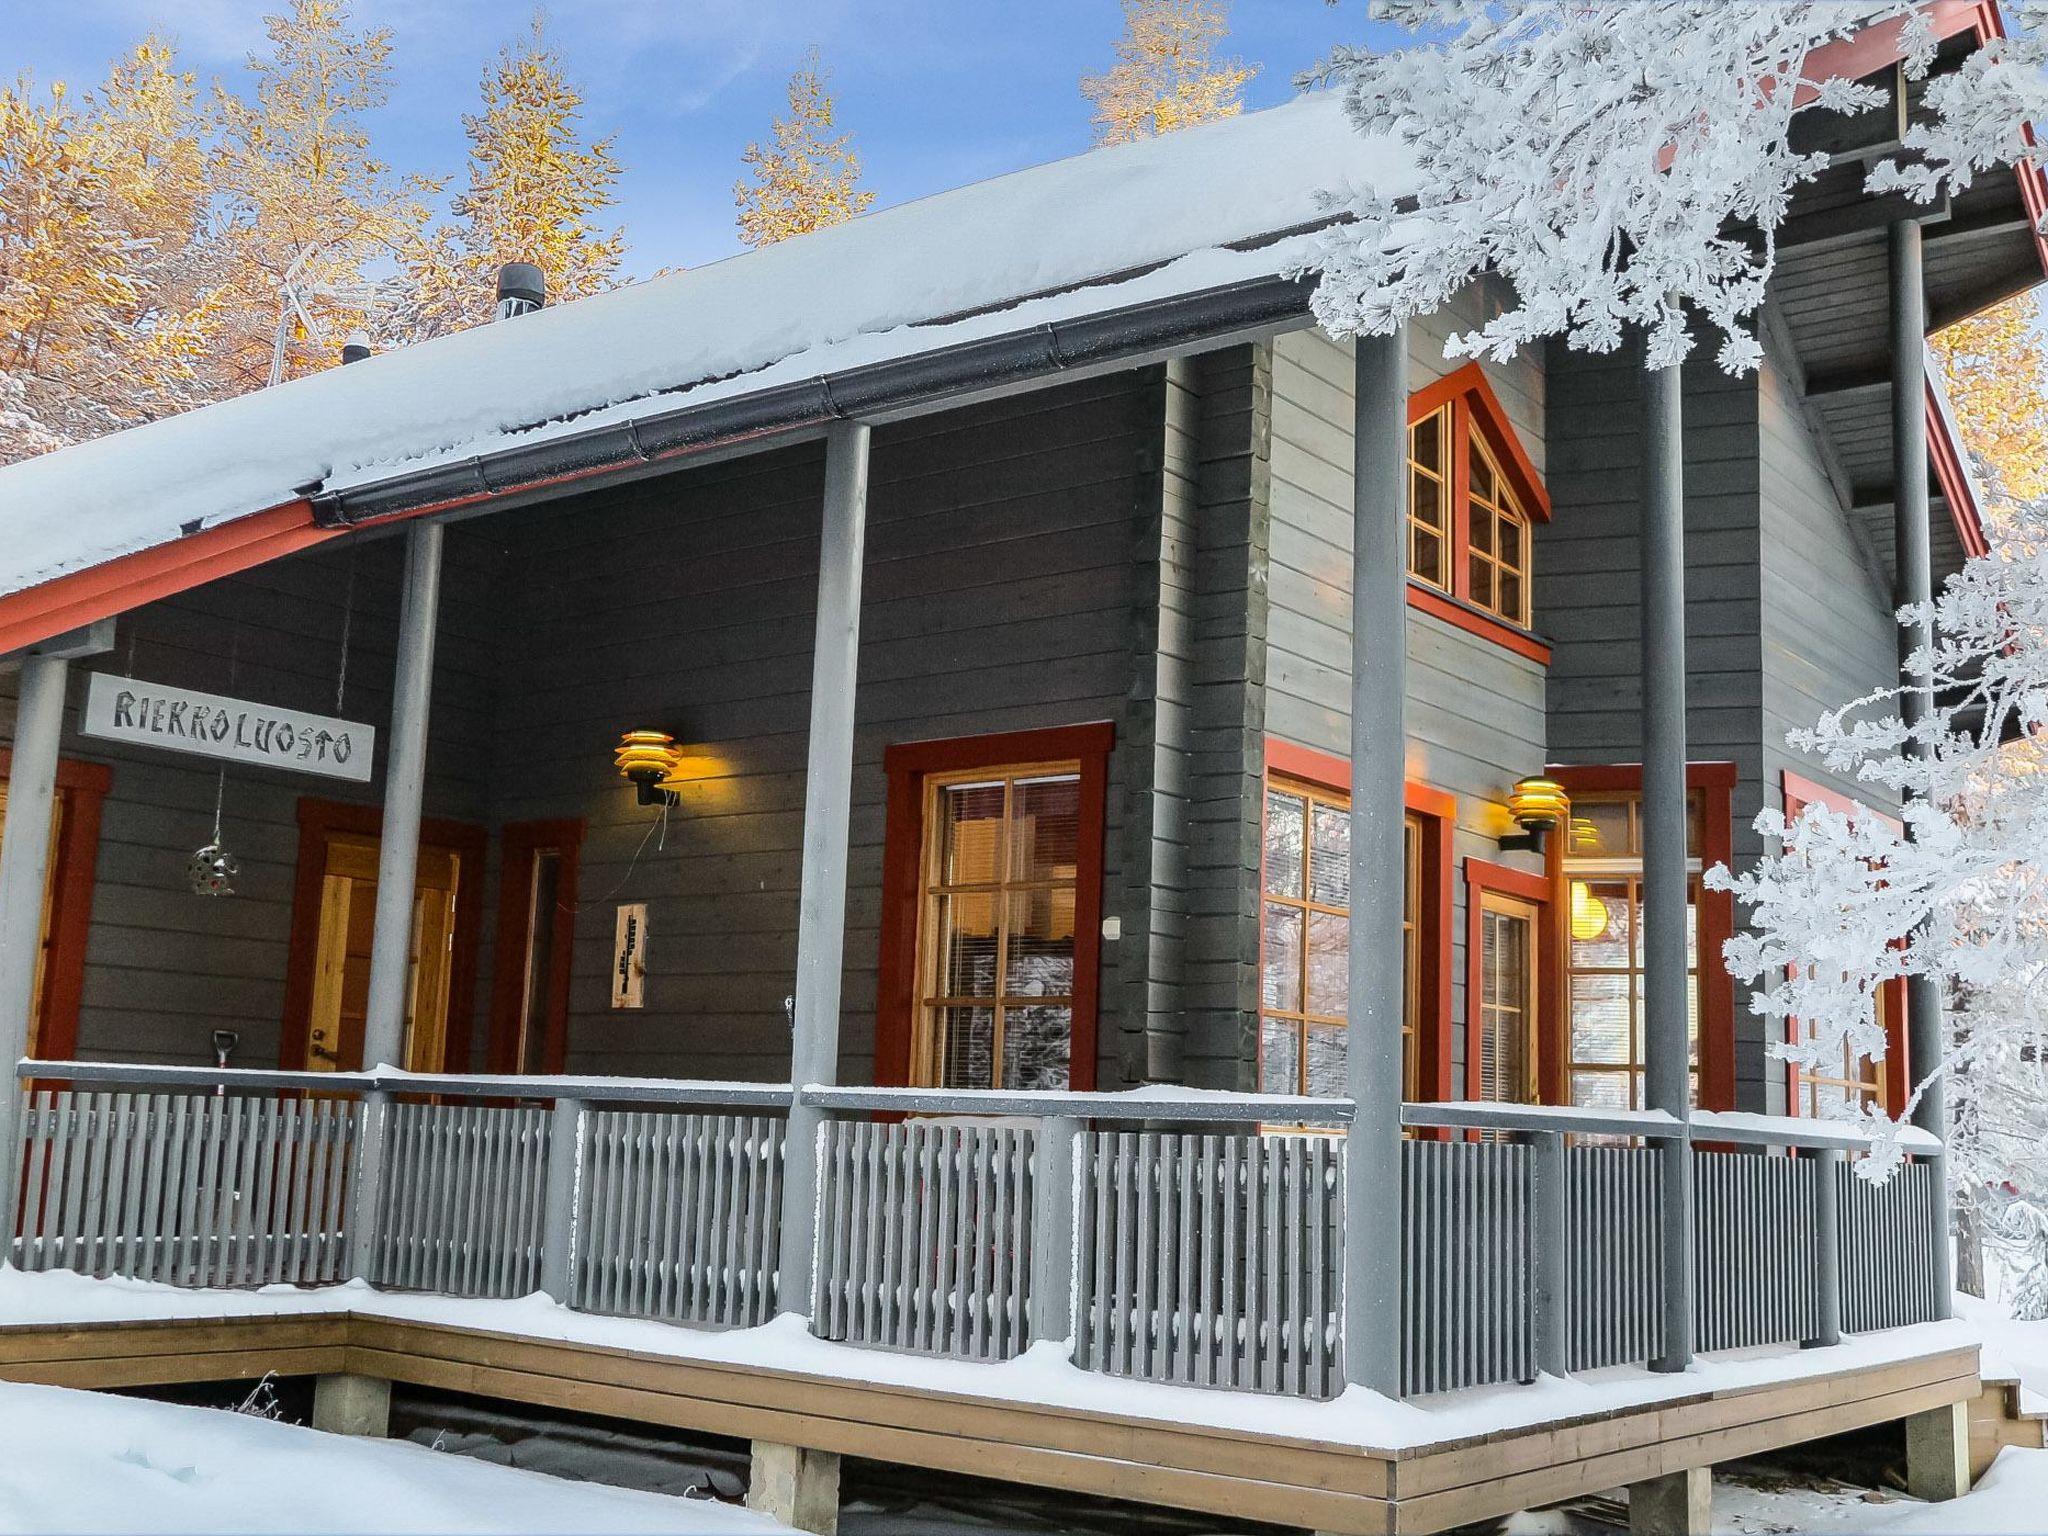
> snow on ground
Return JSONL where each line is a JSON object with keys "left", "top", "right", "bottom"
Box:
{"left": 0, "top": 1265, "right": 1983, "bottom": 1453}
{"left": 0, "top": 1377, "right": 790, "bottom": 1535}
{"left": 1957, "top": 1292, "right": 2048, "bottom": 1412}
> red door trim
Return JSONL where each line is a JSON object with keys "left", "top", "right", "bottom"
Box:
{"left": 1462, "top": 857, "right": 1553, "bottom": 1104}
{"left": 486, "top": 818, "right": 586, "bottom": 1076}
{"left": 874, "top": 722, "right": 1114, "bottom": 1091}
{"left": 0, "top": 749, "right": 113, "bottom": 1063}
{"left": 280, "top": 797, "right": 488, "bottom": 1074}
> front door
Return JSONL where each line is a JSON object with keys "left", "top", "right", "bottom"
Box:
{"left": 299, "top": 829, "right": 465, "bottom": 1074}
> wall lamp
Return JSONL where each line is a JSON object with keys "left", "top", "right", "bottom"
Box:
{"left": 615, "top": 730, "right": 683, "bottom": 807}
{"left": 1499, "top": 775, "right": 1568, "bottom": 854}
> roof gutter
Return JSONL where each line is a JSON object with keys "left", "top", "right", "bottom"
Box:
{"left": 309, "top": 272, "right": 1317, "bottom": 529}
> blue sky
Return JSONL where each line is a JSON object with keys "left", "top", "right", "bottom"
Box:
{"left": 3, "top": 0, "right": 1401, "bottom": 277}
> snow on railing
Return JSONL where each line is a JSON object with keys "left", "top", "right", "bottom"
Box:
{"left": 6, "top": 1062, "right": 1950, "bottom": 1402}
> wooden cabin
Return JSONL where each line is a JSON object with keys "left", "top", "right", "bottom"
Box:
{"left": 0, "top": 8, "right": 2041, "bottom": 1534}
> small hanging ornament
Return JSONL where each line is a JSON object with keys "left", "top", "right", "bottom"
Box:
{"left": 189, "top": 844, "right": 239, "bottom": 897}
{"left": 190, "top": 760, "right": 237, "bottom": 897}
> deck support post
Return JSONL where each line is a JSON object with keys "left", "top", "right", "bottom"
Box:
{"left": 347, "top": 1088, "right": 391, "bottom": 1280}
{"left": 1810, "top": 1146, "right": 1843, "bottom": 1347}
{"left": 1531, "top": 1129, "right": 1570, "bottom": 1378}
{"left": 1030, "top": 1115, "right": 1079, "bottom": 1345}
{"left": 1904, "top": 1400, "right": 1971, "bottom": 1501}
{"left": 777, "top": 421, "right": 872, "bottom": 1318}
{"left": 1344, "top": 324, "right": 1409, "bottom": 1398}
{"left": 1890, "top": 218, "right": 1955, "bottom": 1319}
{"left": 1628, "top": 1465, "right": 1712, "bottom": 1536}
{"left": 747, "top": 1441, "right": 841, "bottom": 1534}
{"left": 361, "top": 520, "right": 444, "bottom": 1074}
{"left": 0, "top": 622, "right": 110, "bottom": 1248}
{"left": 1642, "top": 345, "right": 1696, "bottom": 1375}
{"left": 538, "top": 1096, "right": 585, "bottom": 1303}
{"left": 311, "top": 1372, "right": 391, "bottom": 1437}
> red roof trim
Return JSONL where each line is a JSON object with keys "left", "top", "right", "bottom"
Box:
{"left": 1927, "top": 382, "right": 1991, "bottom": 558}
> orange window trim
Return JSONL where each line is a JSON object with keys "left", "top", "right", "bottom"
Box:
{"left": 874, "top": 722, "right": 1113, "bottom": 1091}
{"left": 1779, "top": 770, "right": 1910, "bottom": 1120}
{"left": 279, "top": 797, "right": 489, "bottom": 1075}
{"left": 486, "top": 818, "right": 586, "bottom": 1077}
{"left": 1261, "top": 739, "right": 1457, "bottom": 1102}
{"left": 1462, "top": 857, "right": 1553, "bottom": 1105}
{"left": 0, "top": 749, "right": 112, "bottom": 1065}
{"left": 1541, "top": 761, "right": 1738, "bottom": 1112}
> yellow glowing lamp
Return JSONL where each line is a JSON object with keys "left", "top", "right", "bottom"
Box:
{"left": 616, "top": 730, "right": 683, "bottom": 804}
{"left": 1570, "top": 879, "right": 1611, "bottom": 943}
{"left": 1501, "top": 775, "right": 1569, "bottom": 853}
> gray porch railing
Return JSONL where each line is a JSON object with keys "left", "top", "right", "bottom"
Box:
{"left": 9, "top": 1064, "right": 1948, "bottom": 1404}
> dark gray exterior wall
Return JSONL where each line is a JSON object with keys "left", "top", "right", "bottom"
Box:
{"left": 0, "top": 528, "right": 502, "bottom": 1067}
{"left": 1264, "top": 292, "right": 1550, "bottom": 1093}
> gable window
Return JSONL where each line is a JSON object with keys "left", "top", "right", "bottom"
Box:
{"left": 875, "top": 724, "right": 1111, "bottom": 1092}
{"left": 1402, "top": 363, "right": 1549, "bottom": 646}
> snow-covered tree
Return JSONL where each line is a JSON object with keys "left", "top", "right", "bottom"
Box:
{"left": 401, "top": 16, "right": 624, "bottom": 339}
{"left": 0, "top": 41, "right": 220, "bottom": 461}
{"left": 1082, "top": 0, "right": 1254, "bottom": 145}
{"left": 1934, "top": 294, "right": 2048, "bottom": 502}
{"left": 1302, "top": 3, "right": 2048, "bottom": 375}
{"left": 733, "top": 51, "right": 873, "bottom": 248}
{"left": 1706, "top": 487, "right": 2048, "bottom": 1184}
{"left": 208, "top": 0, "right": 438, "bottom": 389}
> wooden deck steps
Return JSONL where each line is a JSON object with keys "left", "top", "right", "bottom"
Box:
{"left": 1968, "top": 1369, "right": 2048, "bottom": 1478}
{"left": 0, "top": 1312, "right": 1982, "bottom": 1535}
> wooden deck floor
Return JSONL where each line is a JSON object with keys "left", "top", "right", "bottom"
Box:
{"left": 0, "top": 1312, "right": 1980, "bottom": 1535}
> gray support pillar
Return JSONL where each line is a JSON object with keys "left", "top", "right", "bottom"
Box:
{"left": 1629, "top": 1466, "right": 1712, "bottom": 1536}
{"left": 311, "top": 1372, "right": 391, "bottom": 1437}
{"left": 1811, "top": 1146, "right": 1843, "bottom": 1348}
{"left": 1531, "top": 1130, "right": 1570, "bottom": 1378}
{"left": 1029, "top": 1115, "right": 1080, "bottom": 1345}
{"left": 1344, "top": 326, "right": 1408, "bottom": 1397}
{"left": 346, "top": 1088, "right": 391, "bottom": 1281}
{"left": 361, "top": 520, "right": 444, "bottom": 1072}
{"left": 0, "top": 650, "right": 72, "bottom": 1245}
{"left": 1904, "top": 1400, "right": 1971, "bottom": 1502}
{"left": 1890, "top": 219, "right": 1956, "bottom": 1318}
{"left": 747, "top": 1441, "right": 841, "bottom": 1534}
{"left": 1642, "top": 351, "right": 1695, "bottom": 1374}
{"left": 776, "top": 421, "right": 872, "bottom": 1317}
{"left": 538, "top": 1096, "right": 585, "bottom": 1303}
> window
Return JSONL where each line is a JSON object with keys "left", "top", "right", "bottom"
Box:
{"left": 1794, "top": 1014, "right": 1889, "bottom": 1118}
{"left": 1401, "top": 364, "right": 1548, "bottom": 637}
{"left": 1561, "top": 794, "right": 1702, "bottom": 1111}
{"left": 915, "top": 765, "right": 1082, "bottom": 1091}
{"left": 1466, "top": 439, "right": 1531, "bottom": 626}
{"left": 876, "top": 725, "right": 1109, "bottom": 1092}
{"left": 1259, "top": 777, "right": 1424, "bottom": 1098}
{"left": 1408, "top": 406, "right": 1452, "bottom": 591}
{"left": 1476, "top": 891, "right": 1538, "bottom": 1103}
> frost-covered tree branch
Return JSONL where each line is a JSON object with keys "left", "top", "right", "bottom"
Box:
{"left": 1708, "top": 488, "right": 2048, "bottom": 1184}
{"left": 1304, "top": 2, "right": 2048, "bottom": 373}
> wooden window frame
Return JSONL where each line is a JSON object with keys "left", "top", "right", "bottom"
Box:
{"left": 0, "top": 749, "right": 111, "bottom": 1064}
{"left": 1462, "top": 858, "right": 1552, "bottom": 1104}
{"left": 1780, "top": 770, "right": 1910, "bottom": 1120}
{"left": 486, "top": 818, "right": 585, "bottom": 1076}
{"left": 280, "top": 797, "right": 488, "bottom": 1075}
{"left": 1540, "top": 762, "right": 1738, "bottom": 1112}
{"left": 875, "top": 723, "right": 1112, "bottom": 1091}
{"left": 1261, "top": 740, "right": 1456, "bottom": 1102}
{"left": 1404, "top": 362, "right": 1553, "bottom": 666}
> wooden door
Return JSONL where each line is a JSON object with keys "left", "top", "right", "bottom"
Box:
{"left": 304, "top": 831, "right": 462, "bottom": 1074}
{"left": 0, "top": 785, "right": 64, "bottom": 1059}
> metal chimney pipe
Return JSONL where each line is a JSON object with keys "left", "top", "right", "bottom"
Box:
{"left": 494, "top": 262, "right": 546, "bottom": 321}
{"left": 340, "top": 331, "right": 373, "bottom": 365}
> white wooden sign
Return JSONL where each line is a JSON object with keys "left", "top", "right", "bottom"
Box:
{"left": 612, "top": 903, "right": 648, "bottom": 1009}
{"left": 81, "top": 673, "right": 376, "bottom": 783}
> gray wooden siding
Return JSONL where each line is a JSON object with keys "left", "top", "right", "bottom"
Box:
{"left": 1265, "top": 305, "right": 1549, "bottom": 1089}
{"left": 478, "top": 372, "right": 1158, "bottom": 1086}
{"left": 0, "top": 528, "right": 501, "bottom": 1067}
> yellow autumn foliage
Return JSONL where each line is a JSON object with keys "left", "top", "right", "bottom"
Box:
{"left": 734, "top": 52, "right": 874, "bottom": 248}
{"left": 1082, "top": 0, "right": 1253, "bottom": 146}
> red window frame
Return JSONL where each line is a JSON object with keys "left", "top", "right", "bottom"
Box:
{"left": 1261, "top": 740, "right": 1456, "bottom": 1102}
{"left": 486, "top": 818, "right": 586, "bottom": 1076}
{"left": 1779, "top": 770, "right": 1911, "bottom": 1120}
{"left": 874, "top": 723, "right": 1113, "bottom": 1091}
{"left": 1541, "top": 762, "right": 1739, "bottom": 1112}
{"left": 1462, "top": 858, "right": 1553, "bottom": 1104}
{"left": 0, "top": 749, "right": 111, "bottom": 1064}
{"left": 1405, "top": 362, "right": 1554, "bottom": 667}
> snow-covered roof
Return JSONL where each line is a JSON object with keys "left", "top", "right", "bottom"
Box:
{"left": 0, "top": 94, "right": 1413, "bottom": 617}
